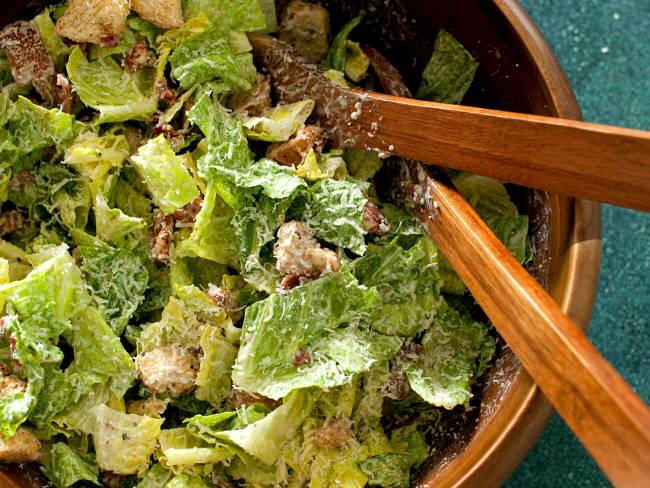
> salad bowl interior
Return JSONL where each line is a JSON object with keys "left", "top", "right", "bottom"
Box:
{"left": 0, "top": 0, "right": 601, "bottom": 487}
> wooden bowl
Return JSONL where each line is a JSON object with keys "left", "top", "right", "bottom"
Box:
{"left": 0, "top": 0, "right": 601, "bottom": 486}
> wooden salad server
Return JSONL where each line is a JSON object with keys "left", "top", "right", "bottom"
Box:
{"left": 249, "top": 33, "right": 650, "bottom": 212}
{"left": 249, "top": 33, "right": 650, "bottom": 486}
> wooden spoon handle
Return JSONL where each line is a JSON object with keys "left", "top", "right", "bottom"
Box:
{"left": 355, "top": 93, "right": 650, "bottom": 211}
{"left": 403, "top": 163, "right": 650, "bottom": 486}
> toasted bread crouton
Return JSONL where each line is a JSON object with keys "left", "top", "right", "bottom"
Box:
{"left": 229, "top": 74, "right": 272, "bottom": 117}
{"left": 131, "top": 0, "right": 183, "bottom": 29}
{"left": 126, "top": 398, "right": 168, "bottom": 418}
{"left": 267, "top": 125, "right": 326, "bottom": 166}
{"left": 0, "top": 20, "right": 57, "bottom": 105}
{"left": 56, "top": 0, "right": 129, "bottom": 47}
{"left": 279, "top": 0, "right": 330, "bottom": 61}
{"left": 0, "top": 428, "right": 42, "bottom": 463}
{"left": 136, "top": 345, "right": 199, "bottom": 397}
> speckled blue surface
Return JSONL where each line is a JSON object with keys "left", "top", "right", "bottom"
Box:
{"left": 505, "top": 1, "right": 650, "bottom": 486}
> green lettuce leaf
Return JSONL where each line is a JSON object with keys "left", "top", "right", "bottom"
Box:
{"left": 167, "top": 475, "right": 211, "bottom": 488}
{"left": 175, "top": 183, "right": 239, "bottom": 266}
{"left": 7, "top": 96, "right": 76, "bottom": 156}
{"left": 404, "top": 302, "right": 495, "bottom": 409}
{"left": 157, "top": 427, "right": 232, "bottom": 475}
{"left": 452, "top": 173, "right": 531, "bottom": 263}
{"left": 195, "top": 325, "right": 237, "bottom": 407}
{"left": 33, "top": 8, "right": 70, "bottom": 65}
{"left": 232, "top": 268, "right": 401, "bottom": 399}
{"left": 326, "top": 11, "right": 365, "bottom": 72}
{"left": 78, "top": 241, "right": 149, "bottom": 335}
{"left": 212, "top": 389, "right": 316, "bottom": 465}
{"left": 169, "top": 29, "right": 256, "bottom": 90}
{"left": 343, "top": 41, "right": 369, "bottom": 82}
{"left": 67, "top": 47, "right": 157, "bottom": 123}
{"left": 137, "top": 463, "right": 174, "bottom": 488}
{"left": 42, "top": 442, "right": 99, "bottom": 488}
{"left": 94, "top": 191, "right": 147, "bottom": 249}
{"left": 241, "top": 99, "right": 315, "bottom": 142}
{"left": 302, "top": 178, "right": 368, "bottom": 255}
{"left": 130, "top": 135, "right": 199, "bottom": 214}
{"left": 92, "top": 404, "right": 163, "bottom": 475}
{"left": 184, "top": 0, "right": 268, "bottom": 32}
{"left": 417, "top": 30, "right": 478, "bottom": 104}
{"left": 344, "top": 148, "right": 382, "bottom": 181}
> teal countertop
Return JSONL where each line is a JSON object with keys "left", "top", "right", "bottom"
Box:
{"left": 506, "top": 1, "right": 650, "bottom": 486}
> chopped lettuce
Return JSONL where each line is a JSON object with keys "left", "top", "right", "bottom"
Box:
{"left": 7, "top": 96, "right": 76, "bottom": 157}
{"left": 241, "top": 99, "right": 315, "bottom": 142}
{"left": 302, "top": 178, "right": 368, "bottom": 255}
{"left": 404, "top": 302, "right": 495, "bottom": 409}
{"left": 63, "top": 132, "right": 130, "bottom": 197}
{"left": 452, "top": 173, "right": 532, "bottom": 263}
{"left": 167, "top": 475, "right": 211, "bottom": 488}
{"left": 67, "top": 47, "right": 157, "bottom": 123}
{"left": 213, "top": 389, "right": 316, "bottom": 465}
{"left": 184, "top": 0, "right": 268, "bottom": 32}
{"left": 77, "top": 241, "right": 149, "bottom": 335}
{"left": 169, "top": 29, "right": 256, "bottom": 90}
{"left": 233, "top": 268, "right": 402, "bottom": 399}
{"left": 344, "top": 148, "right": 383, "bottom": 181}
{"left": 343, "top": 41, "right": 369, "bottom": 82}
{"left": 175, "top": 184, "right": 239, "bottom": 266}
{"left": 137, "top": 463, "right": 174, "bottom": 488}
{"left": 92, "top": 404, "right": 163, "bottom": 475}
{"left": 326, "top": 11, "right": 365, "bottom": 72}
{"left": 42, "top": 442, "right": 99, "bottom": 488}
{"left": 130, "top": 135, "right": 199, "bottom": 214}
{"left": 158, "top": 427, "right": 232, "bottom": 475}
{"left": 417, "top": 30, "right": 479, "bottom": 104}
{"left": 195, "top": 325, "right": 238, "bottom": 407}
{"left": 33, "top": 8, "right": 71, "bottom": 65}
{"left": 93, "top": 191, "right": 147, "bottom": 249}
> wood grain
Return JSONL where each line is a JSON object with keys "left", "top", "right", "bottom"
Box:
{"left": 250, "top": 32, "right": 650, "bottom": 212}
{"left": 398, "top": 162, "right": 650, "bottom": 487}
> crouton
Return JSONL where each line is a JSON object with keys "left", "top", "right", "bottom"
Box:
{"left": 126, "top": 398, "right": 168, "bottom": 418}
{"left": 56, "top": 0, "right": 130, "bottom": 47}
{"left": 150, "top": 210, "right": 174, "bottom": 264}
{"left": 274, "top": 221, "right": 340, "bottom": 287}
{"left": 0, "top": 20, "right": 56, "bottom": 105}
{"left": 122, "top": 39, "right": 156, "bottom": 74}
{"left": 315, "top": 418, "right": 354, "bottom": 448}
{"left": 207, "top": 284, "right": 244, "bottom": 323}
{"left": 363, "top": 201, "right": 390, "bottom": 235}
{"left": 0, "top": 210, "right": 26, "bottom": 238}
{"left": 136, "top": 345, "right": 199, "bottom": 397}
{"left": 0, "top": 428, "right": 41, "bottom": 463}
{"left": 279, "top": 1, "right": 330, "bottom": 61}
{"left": 131, "top": 0, "right": 183, "bottom": 29}
{"left": 267, "top": 125, "right": 326, "bottom": 166}
{"left": 230, "top": 74, "right": 272, "bottom": 117}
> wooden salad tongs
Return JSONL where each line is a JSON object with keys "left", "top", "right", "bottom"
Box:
{"left": 249, "top": 33, "right": 650, "bottom": 486}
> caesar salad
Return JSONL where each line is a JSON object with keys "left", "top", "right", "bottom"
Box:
{"left": 0, "top": 1, "right": 532, "bottom": 487}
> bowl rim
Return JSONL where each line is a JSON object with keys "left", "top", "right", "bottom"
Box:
{"left": 416, "top": 0, "right": 602, "bottom": 486}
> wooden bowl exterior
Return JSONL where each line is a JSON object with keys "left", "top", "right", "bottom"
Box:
{"left": 0, "top": 0, "right": 601, "bottom": 486}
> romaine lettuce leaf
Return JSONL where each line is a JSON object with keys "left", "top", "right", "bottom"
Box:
{"left": 157, "top": 427, "right": 232, "bottom": 475}
{"left": 94, "top": 192, "right": 147, "bottom": 249}
{"left": 42, "top": 442, "right": 99, "bottom": 488}
{"left": 185, "top": 0, "right": 268, "bottom": 32}
{"left": 344, "top": 148, "right": 382, "bottom": 181}
{"left": 417, "top": 30, "right": 479, "bottom": 104}
{"left": 169, "top": 29, "right": 256, "bottom": 90}
{"left": 67, "top": 47, "right": 157, "bottom": 123}
{"left": 241, "top": 99, "right": 315, "bottom": 142}
{"left": 232, "top": 268, "right": 402, "bottom": 399}
{"left": 195, "top": 325, "right": 237, "bottom": 407}
{"left": 302, "top": 178, "right": 368, "bottom": 255}
{"left": 137, "top": 463, "right": 174, "bottom": 488}
{"left": 92, "top": 404, "right": 163, "bottom": 475}
{"left": 7, "top": 96, "right": 76, "bottom": 156}
{"left": 404, "top": 302, "right": 495, "bottom": 409}
{"left": 343, "top": 40, "right": 369, "bottom": 82}
{"left": 175, "top": 184, "right": 239, "bottom": 266}
{"left": 130, "top": 135, "right": 199, "bottom": 214}
{"left": 452, "top": 173, "right": 531, "bottom": 263}
{"left": 167, "top": 475, "right": 211, "bottom": 488}
{"left": 63, "top": 132, "right": 130, "bottom": 197}
{"left": 78, "top": 241, "right": 149, "bottom": 335}
{"left": 326, "top": 11, "right": 365, "bottom": 72}
{"left": 209, "top": 389, "right": 316, "bottom": 465}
